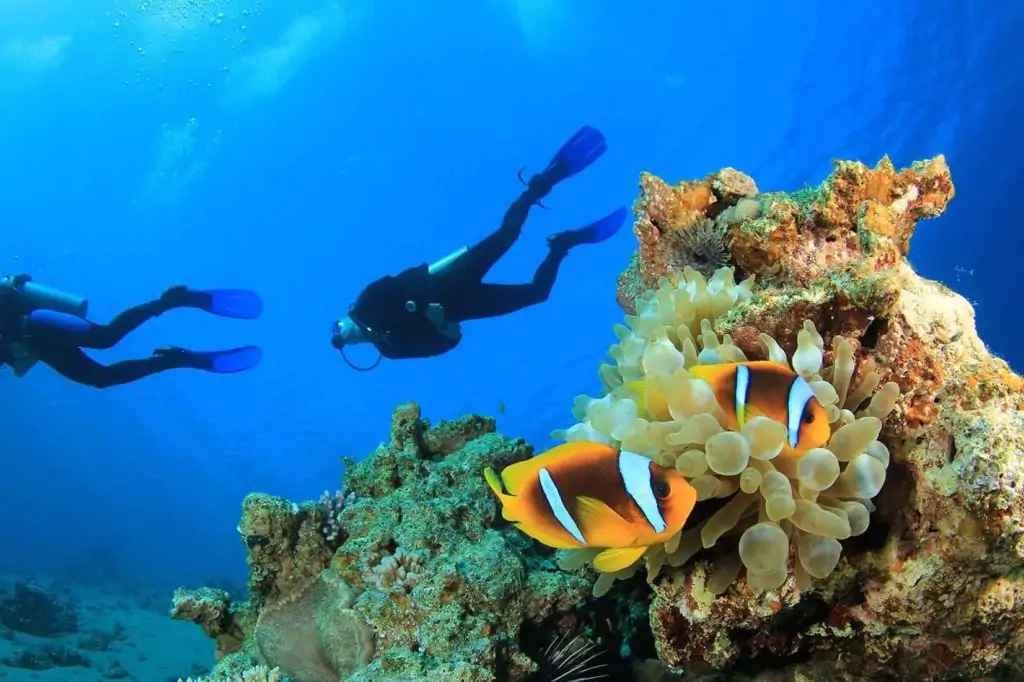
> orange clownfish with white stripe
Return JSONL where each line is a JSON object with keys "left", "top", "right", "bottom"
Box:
{"left": 627, "top": 360, "right": 832, "bottom": 457}
{"left": 484, "top": 442, "right": 697, "bottom": 573}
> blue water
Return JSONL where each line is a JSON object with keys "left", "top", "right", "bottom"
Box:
{"left": 0, "top": 0, "right": 1019, "bottom": 588}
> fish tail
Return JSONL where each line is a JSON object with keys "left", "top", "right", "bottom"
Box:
{"left": 484, "top": 467, "right": 505, "bottom": 497}
{"left": 483, "top": 467, "right": 520, "bottom": 522}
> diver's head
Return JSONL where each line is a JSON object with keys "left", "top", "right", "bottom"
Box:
{"left": 331, "top": 315, "right": 369, "bottom": 349}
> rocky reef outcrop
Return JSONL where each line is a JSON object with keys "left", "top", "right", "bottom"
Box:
{"left": 597, "top": 156, "right": 1024, "bottom": 681}
{"left": 174, "top": 404, "right": 616, "bottom": 681}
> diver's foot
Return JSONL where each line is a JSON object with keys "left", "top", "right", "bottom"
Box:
{"left": 154, "top": 345, "right": 262, "bottom": 374}
{"left": 153, "top": 346, "right": 197, "bottom": 368}
{"left": 159, "top": 285, "right": 191, "bottom": 309}
{"left": 546, "top": 231, "right": 581, "bottom": 255}
{"left": 548, "top": 206, "right": 629, "bottom": 254}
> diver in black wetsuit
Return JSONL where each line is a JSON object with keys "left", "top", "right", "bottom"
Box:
{"left": 330, "top": 125, "right": 628, "bottom": 370}
{"left": 0, "top": 275, "right": 264, "bottom": 388}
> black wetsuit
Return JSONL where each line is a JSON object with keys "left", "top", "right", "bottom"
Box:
{"left": 351, "top": 177, "right": 570, "bottom": 359}
{"left": 1, "top": 295, "right": 195, "bottom": 388}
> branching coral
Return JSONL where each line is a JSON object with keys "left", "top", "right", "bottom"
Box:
{"left": 320, "top": 489, "right": 357, "bottom": 544}
{"left": 554, "top": 265, "right": 900, "bottom": 597}
{"left": 369, "top": 547, "right": 429, "bottom": 592}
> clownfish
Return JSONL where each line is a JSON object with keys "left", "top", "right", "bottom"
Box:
{"left": 484, "top": 442, "right": 697, "bottom": 573}
{"left": 626, "top": 360, "right": 832, "bottom": 457}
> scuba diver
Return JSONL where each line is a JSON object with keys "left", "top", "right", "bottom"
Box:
{"left": 330, "top": 124, "right": 627, "bottom": 370}
{"left": 0, "top": 274, "right": 263, "bottom": 388}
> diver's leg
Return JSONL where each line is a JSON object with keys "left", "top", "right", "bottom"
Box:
{"left": 34, "top": 344, "right": 191, "bottom": 389}
{"left": 77, "top": 284, "right": 218, "bottom": 349}
{"left": 445, "top": 176, "right": 556, "bottom": 285}
{"left": 445, "top": 246, "right": 567, "bottom": 321}
{"left": 79, "top": 299, "right": 170, "bottom": 349}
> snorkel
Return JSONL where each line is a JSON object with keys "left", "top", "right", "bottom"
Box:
{"left": 331, "top": 312, "right": 383, "bottom": 371}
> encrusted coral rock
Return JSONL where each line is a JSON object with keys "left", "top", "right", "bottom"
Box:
{"left": 170, "top": 587, "right": 247, "bottom": 660}
{"left": 0, "top": 580, "right": 78, "bottom": 637}
{"left": 594, "top": 155, "right": 1024, "bottom": 680}
{"left": 176, "top": 403, "right": 593, "bottom": 682}
{"left": 617, "top": 167, "right": 759, "bottom": 312}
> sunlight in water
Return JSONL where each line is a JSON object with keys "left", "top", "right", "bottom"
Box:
{"left": 140, "top": 116, "right": 222, "bottom": 207}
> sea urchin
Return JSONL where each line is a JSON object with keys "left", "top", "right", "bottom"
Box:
{"left": 668, "top": 217, "right": 731, "bottom": 277}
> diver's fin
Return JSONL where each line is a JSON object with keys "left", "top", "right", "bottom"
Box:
{"left": 593, "top": 545, "right": 647, "bottom": 573}
{"left": 574, "top": 496, "right": 636, "bottom": 547}
{"left": 576, "top": 206, "right": 628, "bottom": 244}
{"left": 157, "top": 346, "right": 262, "bottom": 374}
{"left": 540, "top": 125, "right": 608, "bottom": 185}
{"left": 548, "top": 206, "right": 628, "bottom": 253}
{"left": 166, "top": 287, "right": 264, "bottom": 319}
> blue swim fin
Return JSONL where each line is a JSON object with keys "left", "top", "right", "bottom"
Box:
{"left": 156, "top": 345, "right": 262, "bottom": 374}
{"left": 578, "top": 205, "right": 628, "bottom": 244}
{"left": 540, "top": 125, "right": 608, "bottom": 185}
{"left": 168, "top": 287, "right": 264, "bottom": 319}
{"left": 549, "top": 206, "right": 629, "bottom": 252}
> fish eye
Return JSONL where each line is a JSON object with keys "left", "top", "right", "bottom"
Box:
{"left": 653, "top": 479, "right": 670, "bottom": 499}
{"left": 803, "top": 410, "right": 815, "bottom": 424}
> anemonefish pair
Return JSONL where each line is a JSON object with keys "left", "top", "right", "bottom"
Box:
{"left": 484, "top": 442, "right": 697, "bottom": 573}
{"left": 626, "top": 360, "right": 832, "bottom": 457}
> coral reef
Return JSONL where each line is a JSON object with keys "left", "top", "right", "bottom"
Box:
{"left": 175, "top": 404, "right": 602, "bottom": 681}
{"left": 179, "top": 664, "right": 282, "bottom": 682}
{"left": 561, "top": 155, "right": 1024, "bottom": 680}
{"left": 0, "top": 579, "right": 79, "bottom": 637}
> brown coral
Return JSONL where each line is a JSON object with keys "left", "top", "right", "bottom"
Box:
{"left": 170, "top": 587, "right": 248, "bottom": 660}
{"left": 605, "top": 155, "right": 1024, "bottom": 681}
{"left": 619, "top": 167, "right": 759, "bottom": 311}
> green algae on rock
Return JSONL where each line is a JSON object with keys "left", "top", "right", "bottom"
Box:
{"left": 596, "top": 155, "right": 1024, "bottom": 680}
{"left": 173, "top": 403, "right": 597, "bottom": 682}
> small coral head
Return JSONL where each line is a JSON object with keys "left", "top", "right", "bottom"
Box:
{"left": 483, "top": 442, "right": 697, "bottom": 571}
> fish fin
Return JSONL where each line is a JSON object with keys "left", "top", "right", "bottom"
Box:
{"left": 593, "top": 546, "right": 648, "bottom": 573}
{"left": 514, "top": 522, "right": 582, "bottom": 550}
{"left": 495, "top": 461, "right": 531, "bottom": 496}
{"left": 739, "top": 402, "right": 771, "bottom": 428}
{"left": 574, "top": 496, "right": 637, "bottom": 546}
{"left": 484, "top": 467, "right": 519, "bottom": 522}
{"left": 484, "top": 467, "right": 505, "bottom": 496}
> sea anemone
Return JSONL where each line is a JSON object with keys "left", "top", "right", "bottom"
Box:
{"left": 553, "top": 266, "right": 900, "bottom": 597}
{"left": 665, "top": 217, "right": 731, "bottom": 277}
